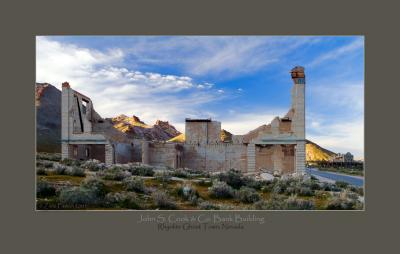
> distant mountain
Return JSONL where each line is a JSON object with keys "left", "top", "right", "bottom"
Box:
{"left": 110, "top": 114, "right": 181, "bottom": 141}
{"left": 220, "top": 129, "right": 233, "bottom": 142}
{"left": 306, "top": 140, "right": 336, "bottom": 161}
{"left": 36, "top": 83, "right": 61, "bottom": 153}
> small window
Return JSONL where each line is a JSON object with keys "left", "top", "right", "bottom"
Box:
{"left": 85, "top": 148, "right": 90, "bottom": 158}
{"left": 73, "top": 146, "right": 78, "bottom": 157}
{"left": 82, "top": 100, "right": 88, "bottom": 114}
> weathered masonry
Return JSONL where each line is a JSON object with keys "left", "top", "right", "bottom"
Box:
{"left": 61, "top": 66, "right": 306, "bottom": 175}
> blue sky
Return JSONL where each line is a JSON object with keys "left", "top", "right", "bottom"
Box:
{"left": 36, "top": 36, "right": 364, "bottom": 159}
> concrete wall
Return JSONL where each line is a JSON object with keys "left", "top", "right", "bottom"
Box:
{"left": 68, "top": 144, "right": 106, "bottom": 162}
{"left": 255, "top": 145, "right": 274, "bottom": 171}
{"left": 182, "top": 143, "right": 247, "bottom": 172}
{"left": 185, "top": 120, "right": 221, "bottom": 145}
{"left": 147, "top": 143, "right": 182, "bottom": 168}
{"left": 114, "top": 143, "right": 134, "bottom": 164}
{"left": 281, "top": 145, "right": 295, "bottom": 174}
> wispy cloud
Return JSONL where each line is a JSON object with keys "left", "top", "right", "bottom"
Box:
{"left": 308, "top": 37, "right": 364, "bottom": 68}
{"left": 306, "top": 79, "right": 364, "bottom": 159}
{"left": 307, "top": 116, "right": 364, "bottom": 160}
{"left": 122, "top": 36, "right": 322, "bottom": 78}
{"left": 308, "top": 81, "right": 364, "bottom": 114}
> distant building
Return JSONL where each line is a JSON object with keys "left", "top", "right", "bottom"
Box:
{"left": 332, "top": 152, "right": 354, "bottom": 162}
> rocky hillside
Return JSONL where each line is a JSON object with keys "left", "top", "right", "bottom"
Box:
{"left": 36, "top": 83, "right": 61, "bottom": 153}
{"left": 306, "top": 140, "right": 336, "bottom": 161}
{"left": 110, "top": 114, "right": 181, "bottom": 141}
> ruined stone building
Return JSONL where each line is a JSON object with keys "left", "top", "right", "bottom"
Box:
{"left": 332, "top": 152, "right": 354, "bottom": 162}
{"left": 61, "top": 66, "right": 306, "bottom": 174}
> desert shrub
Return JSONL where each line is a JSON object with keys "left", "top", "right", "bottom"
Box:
{"left": 310, "top": 181, "right": 322, "bottom": 191}
{"left": 199, "top": 201, "right": 219, "bottom": 210}
{"left": 188, "top": 195, "right": 199, "bottom": 206}
{"left": 217, "top": 169, "right": 245, "bottom": 189}
{"left": 298, "top": 186, "right": 313, "bottom": 196}
{"left": 261, "top": 180, "right": 276, "bottom": 193}
{"left": 152, "top": 191, "right": 178, "bottom": 210}
{"left": 335, "top": 181, "right": 349, "bottom": 189}
{"left": 155, "top": 171, "right": 172, "bottom": 183}
{"left": 346, "top": 192, "right": 360, "bottom": 201}
{"left": 36, "top": 153, "right": 61, "bottom": 162}
{"left": 314, "top": 190, "right": 328, "bottom": 199}
{"left": 171, "top": 168, "right": 190, "bottom": 178}
{"left": 36, "top": 161, "right": 53, "bottom": 168}
{"left": 36, "top": 167, "right": 47, "bottom": 175}
{"left": 128, "top": 165, "right": 155, "bottom": 176}
{"left": 272, "top": 180, "right": 288, "bottom": 194}
{"left": 60, "top": 158, "right": 81, "bottom": 166}
{"left": 105, "top": 192, "right": 141, "bottom": 209}
{"left": 245, "top": 179, "right": 264, "bottom": 190}
{"left": 326, "top": 197, "right": 357, "bottom": 210}
{"left": 54, "top": 164, "right": 68, "bottom": 175}
{"left": 59, "top": 187, "right": 98, "bottom": 206}
{"left": 237, "top": 187, "right": 260, "bottom": 203}
{"left": 218, "top": 204, "right": 235, "bottom": 210}
{"left": 81, "top": 177, "right": 108, "bottom": 198}
{"left": 254, "top": 200, "right": 269, "bottom": 210}
{"left": 176, "top": 185, "right": 199, "bottom": 202}
{"left": 209, "top": 181, "right": 235, "bottom": 199}
{"left": 321, "top": 182, "right": 341, "bottom": 192}
{"left": 196, "top": 179, "right": 212, "bottom": 187}
{"left": 254, "top": 195, "right": 287, "bottom": 210}
{"left": 185, "top": 168, "right": 210, "bottom": 177}
{"left": 301, "top": 178, "right": 321, "bottom": 191}
{"left": 70, "top": 166, "right": 85, "bottom": 177}
{"left": 37, "top": 181, "right": 56, "bottom": 198}
{"left": 285, "top": 195, "right": 314, "bottom": 210}
{"left": 82, "top": 159, "right": 106, "bottom": 171}
{"left": 102, "top": 167, "right": 131, "bottom": 181}
{"left": 123, "top": 177, "right": 147, "bottom": 193}
{"left": 348, "top": 185, "right": 364, "bottom": 196}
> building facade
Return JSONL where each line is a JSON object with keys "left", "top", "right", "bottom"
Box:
{"left": 61, "top": 66, "right": 306, "bottom": 174}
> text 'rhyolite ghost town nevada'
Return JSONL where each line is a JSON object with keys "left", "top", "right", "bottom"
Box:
{"left": 61, "top": 66, "right": 306, "bottom": 175}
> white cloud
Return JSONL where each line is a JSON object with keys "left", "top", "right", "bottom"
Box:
{"left": 36, "top": 37, "right": 225, "bottom": 128}
{"left": 220, "top": 109, "right": 287, "bottom": 135}
{"left": 307, "top": 117, "right": 364, "bottom": 160}
{"left": 306, "top": 80, "right": 364, "bottom": 159}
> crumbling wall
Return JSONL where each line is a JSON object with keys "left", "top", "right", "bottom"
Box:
{"left": 207, "top": 121, "right": 221, "bottom": 144}
{"left": 182, "top": 144, "right": 247, "bottom": 172}
{"left": 185, "top": 120, "right": 221, "bottom": 145}
{"left": 281, "top": 144, "right": 295, "bottom": 174}
{"left": 255, "top": 145, "right": 274, "bottom": 171}
{"left": 68, "top": 144, "right": 105, "bottom": 162}
{"left": 114, "top": 143, "right": 134, "bottom": 164}
{"left": 148, "top": 143, "right": 182, "bottom": 168}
